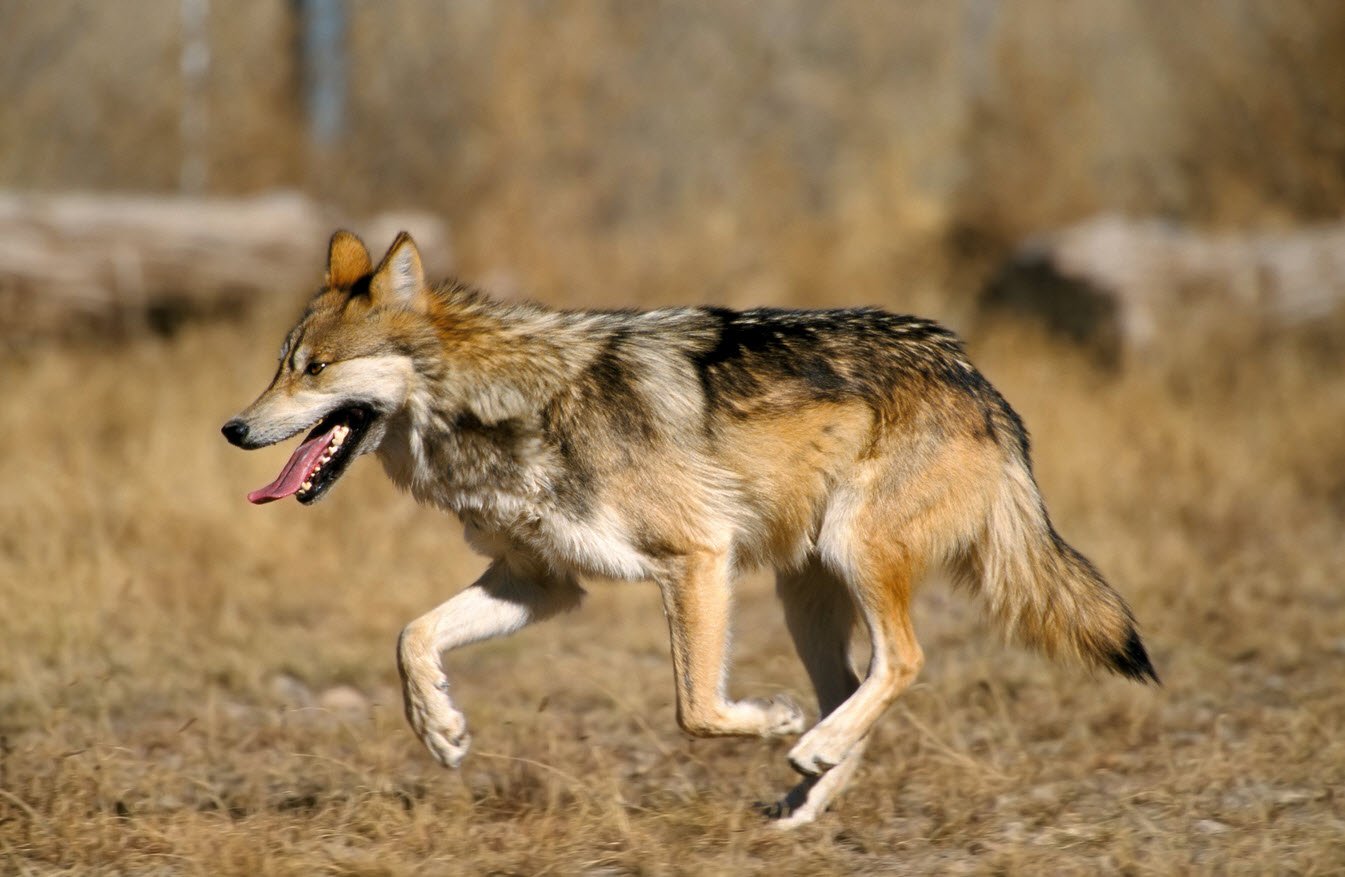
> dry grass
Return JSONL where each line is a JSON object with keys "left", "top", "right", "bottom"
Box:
{"left": 1, "top": 289, "right": 1343, "bottom": 875}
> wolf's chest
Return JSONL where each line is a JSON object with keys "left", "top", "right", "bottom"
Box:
{"left": 456, "top": 493, "right": 660, "bottom": 582}
{"left": 376, "top": 421, "right": 655, "bottom": 579}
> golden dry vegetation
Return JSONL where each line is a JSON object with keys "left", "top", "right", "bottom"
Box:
{"left": 2, "top": 291, "right": 1343, "bottom": 874}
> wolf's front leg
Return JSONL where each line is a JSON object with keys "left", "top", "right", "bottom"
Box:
{"left": 657, "top": 549, "right": 805, "bottom": 738}
{"left": 397, "top": 556, "right": 584, "bottom": 768}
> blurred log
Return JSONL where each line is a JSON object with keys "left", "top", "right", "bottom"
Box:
{"left": 979, "top": 214, "right": 1345, "bottom": 363}
{"left": 0, "top": 191, "right": 450, "bottom": 344}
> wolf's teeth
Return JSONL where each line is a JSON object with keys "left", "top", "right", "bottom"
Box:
{"left": 301, "top": 480, "right": 312, "bottom": 491}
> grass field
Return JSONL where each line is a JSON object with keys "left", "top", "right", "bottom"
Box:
{"left": 2, "top": 293, "right": 1343, "bottom": 875}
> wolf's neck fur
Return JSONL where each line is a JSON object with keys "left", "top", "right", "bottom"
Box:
{"left": 377, "top": 291, "right": 615, "bottom": 523}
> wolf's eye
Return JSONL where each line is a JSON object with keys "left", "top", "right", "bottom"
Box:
{"left": 305, "top": 361, "right": 327, "bottom": 377}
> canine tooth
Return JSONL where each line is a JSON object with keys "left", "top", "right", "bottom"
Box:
{"left": 301, "top": 480, "right": 312, "bottom": 491}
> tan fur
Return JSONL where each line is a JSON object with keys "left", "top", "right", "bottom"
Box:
{"left": 716, "top": 402, "right": 874, "bottom": 568}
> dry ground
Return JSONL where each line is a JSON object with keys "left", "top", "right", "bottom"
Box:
{"left": 1, "top": 295, "right": 1343, "bottom": 875}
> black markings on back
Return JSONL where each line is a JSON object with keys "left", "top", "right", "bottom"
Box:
{"left": 678, "top": 305, "right": 1044, "bottom": 473}
{"left": 690, "top": 307, "right": 865, "bottom": 415}
{"left": 690, "top": 307, "right": 764, "bottom": 410}
{"left": 686, "top": 306, "right": 1012, "bottom": 415}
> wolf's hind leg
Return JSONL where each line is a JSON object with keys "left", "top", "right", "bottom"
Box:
{"left": 397, "top": 556, "right": 583, "bottom": 768}
{"left": 766, "top": 560, "right": 866, "bottom": 827}
{"left": 788, "top": 541, "right": 923, "bottom": 777}
{"left": 658, "top": 549, "right": 805, "bottom": 738}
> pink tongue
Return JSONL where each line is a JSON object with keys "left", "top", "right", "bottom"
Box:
{"left": 247, "top": 429, "right": 336, "bottom": 504}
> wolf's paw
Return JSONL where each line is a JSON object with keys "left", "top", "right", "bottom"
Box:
{"left": 743, "top": 695, "right": 806, "bottom": 737}
{"left": 405, "top": 688, "right": 471, "bottom": 768}
{"left": 421, "top": 722, "right": 472, "bottom": 769}
{"left": 768, "top": 806, "right": 820, "bottom": 830}
{"left": 755, "top": 776, "right": 819, "bottom": 829}
{"left": 788, "top": 727, "right": 852, "bottom": 776}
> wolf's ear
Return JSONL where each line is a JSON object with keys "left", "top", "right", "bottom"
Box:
{"left": 326, "top": 230, "right": 373, "bottom": 288}
{"left": 370, "top": 232, "right": 427, "bottom": 311}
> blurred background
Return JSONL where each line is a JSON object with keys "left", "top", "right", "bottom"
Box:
{"left": 2, "top": 2, "right": 1344, "bottom": 873}
{"left": 7, "top": 0, "right": 1345, "bottom": 320}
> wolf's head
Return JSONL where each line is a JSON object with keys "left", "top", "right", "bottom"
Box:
{"left": 222, "top": 230, "right": 436, "bottom": 505}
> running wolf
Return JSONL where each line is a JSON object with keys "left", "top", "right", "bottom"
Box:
{"left": 222, "top": 231, "right": 1158, "bottom": 827}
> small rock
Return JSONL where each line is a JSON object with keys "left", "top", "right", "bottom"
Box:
{"left": 270, "top": 673, "right": 315, "bottom": 707}
{"left": 318, "top": 685, "right": 369, "bottom": 716}
{"left": 220, "top": 700, "right": 256, "bottom": 723}
{"left": 1029, "top": 783, "right": 1062, "bottom": 804}
{"left": 1274, "top": 789, "right": 1316, "bottom": 806}
{"left": 1194, "top": 819, "right": 1230, "bottom": 834}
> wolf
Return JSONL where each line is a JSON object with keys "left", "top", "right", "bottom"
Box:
{"left": 222, "top": 231, "right": 1157, "bottom": 827}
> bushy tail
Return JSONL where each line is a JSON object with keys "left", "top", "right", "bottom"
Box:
{"left": 962, "top": 460, "right": 1159, "bottom": 684}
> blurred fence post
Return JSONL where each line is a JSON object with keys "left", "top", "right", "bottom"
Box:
{"left": 299, "top": 0, "right": 347, "bottom": 150}
{"left": 179, "top": 0, "right": 210, "bottom": 193}
{"left": 959, "top": 0, "right": 1000, "bottom": 103}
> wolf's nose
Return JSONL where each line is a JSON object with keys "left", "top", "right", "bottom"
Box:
{"left": 221, "top": 420, "right": 250, "bottom": 447}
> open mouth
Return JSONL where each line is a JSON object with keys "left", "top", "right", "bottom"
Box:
{"left": 247, "top": 405, "right": 375, "bottom": 505}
